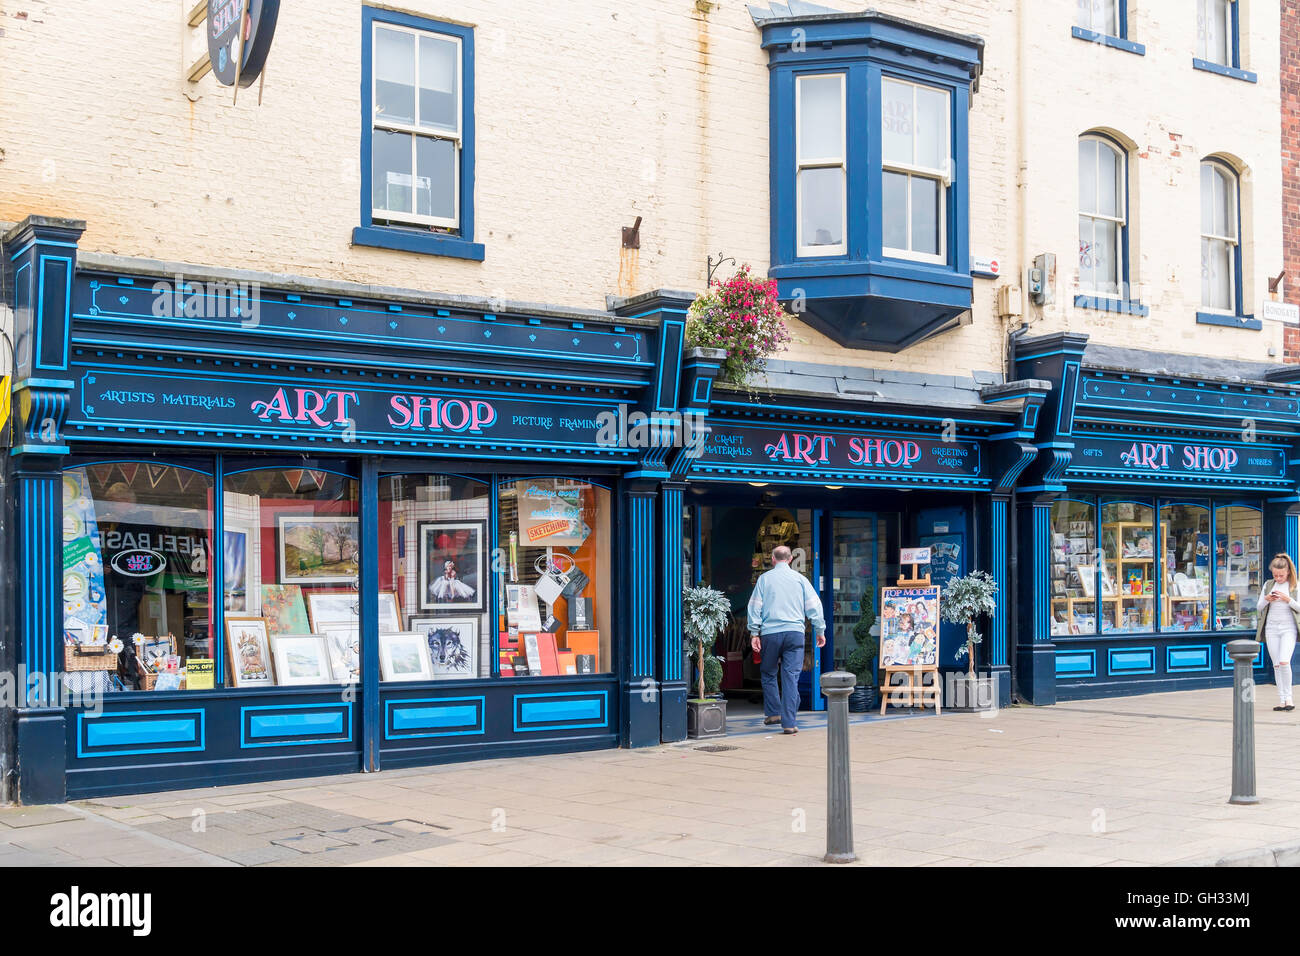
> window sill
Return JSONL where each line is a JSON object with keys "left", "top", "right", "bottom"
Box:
{"left": 1196, "top": 311, "right": 1261, "bottom": 330}
{"left": 351, "top": 225, "right": 486, "bottom": 261}
{"left": 1073, "top": 295, "right": 1149, "bottom": 317}
{"left": 1070, "top": 26, "right": 1145, "bottom": 56}
{"left": 1192, "top": 58, "right": 1258, "bottom": 83}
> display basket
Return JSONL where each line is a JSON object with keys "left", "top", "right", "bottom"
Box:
{"left": 65, "top": 646, "right": 119, "bottom": 671}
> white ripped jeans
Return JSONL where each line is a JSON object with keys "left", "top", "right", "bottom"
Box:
{"left": 1268, "top": 627, "right": 1297, "bottom": 705}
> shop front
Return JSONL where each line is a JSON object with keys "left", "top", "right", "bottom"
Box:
{"left": 3, "top": 217, "right": 702, "bottom": 801}
{"left": 1013, "top": 333, "right": 1300, "bottom": 703}
{"left": 683, "top": 364, "right": 1048, "bottom": 710}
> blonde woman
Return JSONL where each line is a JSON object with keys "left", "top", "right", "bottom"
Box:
{"left": 1257, "top": 553, "right": 1300, "bottom": 711}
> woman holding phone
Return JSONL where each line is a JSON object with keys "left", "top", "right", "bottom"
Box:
{"left": 1257, "top": 553, "right": 1300, "bottom": 711}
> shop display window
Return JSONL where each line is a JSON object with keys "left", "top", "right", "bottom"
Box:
{"left": 1160, "top": 502, "right": 1210, "bottom": 630}
{"left": 1101, "top": 498, "right": 1155, "bottom": 633}
{"left": 1214, "top": 504, "right": 1262, "bottom": 630}
{"left": 221, "top": 468, "right": 359, "bottom": 689}
{"left": 62, "top": 462, "right": 214, "bottom": 693}
{"left": 496, "top": 478, "right": 611, "bottom": 677}
{"left": 1049, "top": 494, "right": 1264, "bottom": 636}
{"left": 1050, "top": 498, "right": 1098, "bottom": 636}
{"left": 379, "top": 474, "right": 490, "bottom": 681}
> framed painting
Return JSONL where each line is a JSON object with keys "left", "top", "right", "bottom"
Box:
{"left": 306, "top": 590, "right": 400, "bottom": 632}
{"left": 318, "top": 622, "right": 361, "bottom": 684}
{"left": 261, "top": 584, "right": 310, "bottom": 635}
{"left": 225, "top": 616, "right": 275, "bottom": 687}
{"left": 270, "top": 635, "right": 334, "bottom": 686}
{"left": 378, "top": 632, "right": 434, "bottom": 682}
{"left": 224, "top": 521, "right": 260, "bottom": 615}
{"left": 418, "top": 520, "right": 486, "bottom": 612}
{"left": 278, "top": 515, "right": 360, "bottom": 585}
{"left": 409, "top": 616, "right": 477, "bottom": 679}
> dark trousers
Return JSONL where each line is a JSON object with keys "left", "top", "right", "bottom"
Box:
{"left": 760, "top": 630, "right": 804, "bottom": 729}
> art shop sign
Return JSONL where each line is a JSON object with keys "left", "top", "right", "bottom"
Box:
{"left": 208, "top": 0, "right": 280, "bottom": 87}
{"left": 69, "top": 366, "right": 627, "bottom": 452}
{"left": 692, "top": 423, "right": 981, "bottom": 478}
{"left": 1069, "top": 435, "right": 1288, "bottom": 482}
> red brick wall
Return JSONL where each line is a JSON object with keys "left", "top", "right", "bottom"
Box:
{"left": 1284, "top": 2, "right": 1300, "bottom": 361}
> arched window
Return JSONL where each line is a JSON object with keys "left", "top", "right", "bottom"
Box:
{"left": 1078, "top": 135, "right": 1126, "bottom": 297}
{"left": 1200, "top": 160, "right": 1240, "bottom": 314}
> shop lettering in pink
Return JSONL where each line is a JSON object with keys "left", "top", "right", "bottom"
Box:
{"left": 250, "top": 388, "right": 360, "bottom": 427}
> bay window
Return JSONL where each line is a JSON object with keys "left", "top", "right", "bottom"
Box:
{"left": 796, "top": 73, "right": 847, "bottom": 256}
{"left": 882, "top": 78, "right": 950, "bottom": 262}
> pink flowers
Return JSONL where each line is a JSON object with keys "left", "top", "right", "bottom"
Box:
{"left": 684, "top": 264, "right": 792, "bottom": 387}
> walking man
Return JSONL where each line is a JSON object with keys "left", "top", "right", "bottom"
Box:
{"left": 747, "top": 546, "right": 826, "bottom": 734}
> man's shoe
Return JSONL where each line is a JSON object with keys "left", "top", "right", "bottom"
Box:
{"left": 782, "top": 727, "right": 798, "bottom": 735}
{"left": 1275, "top": 706, "right": 1287, "bottom": 711}
{"left": 763, "top": 716, "right": 781, "bottom": 725}
{"left": 1286, "top": 705, "right": 1295, "bottom": 712}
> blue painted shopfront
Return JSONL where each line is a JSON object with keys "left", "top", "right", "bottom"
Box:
{"left": 683, "top": 375, "right": 1048, "bottom": 710}
{"left": 1013, "top": 332, "right": 1300, "bottom": 703}
{"left": 2, "top": 216, "right": 714, "bottom": 802}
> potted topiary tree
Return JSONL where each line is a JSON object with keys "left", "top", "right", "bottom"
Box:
{"left": 845, "top": 600, "right": 878, "bottom": 712}
{"left": 683, "top": 585, "right": 732, "bottom": 738}
{"left": 939, "top": 569, "right": 999, "bottom": 711}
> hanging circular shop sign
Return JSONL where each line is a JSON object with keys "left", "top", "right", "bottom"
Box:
{"left": 208, "top": 0, "right": 281, "bottom": 88}
{"left": 111, "top": 549, "right": 167, "bottom": 578}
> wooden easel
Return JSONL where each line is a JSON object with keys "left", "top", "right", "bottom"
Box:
{"left": 880, "top": 558, "right": 942, "bottom": 715}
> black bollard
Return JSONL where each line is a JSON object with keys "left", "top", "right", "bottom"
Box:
{"left": 1226, "top": 639, "right": 1261, "bottom": 806}
{"left": 820, "top": 670, "right": 856, "bottom": 863}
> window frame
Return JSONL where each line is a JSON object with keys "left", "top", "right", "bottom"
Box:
{"left": 1197, "top": 0, "right": 1235, "bottom": 67}
{"left": 795, "top": 72, "right": 848, "bottom": 259}
{"left": 369, "top": 21, "right": 463, "bottom": 230}
{"left": 1199, "top": 158, "right": 1242, "bottom": 317}
{"left": 881, "top": 75, "right": 951, "bottom": 265}
{"left": 355, "top": 7, "right": 483, "bottom": 261}
{"left": 1076, "top": 0, "right": 1120, "bottom": 39}
{"left": 1077, "top": 133, "right": 1128, "bottom": 301}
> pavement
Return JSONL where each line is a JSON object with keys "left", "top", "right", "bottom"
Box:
{"left": 3, "top": 685, "right": 1300, "bottom": 867}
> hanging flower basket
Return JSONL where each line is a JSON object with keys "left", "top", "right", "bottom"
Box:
{"left": 685, "top": 265, "right": 791, "bottom": 387}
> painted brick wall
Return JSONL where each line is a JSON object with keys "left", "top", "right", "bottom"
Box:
{"left": 0, "top": 0, "right": 1283, "bottom": 379}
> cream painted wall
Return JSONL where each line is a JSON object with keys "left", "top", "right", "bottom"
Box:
{"left": 0, "top": 0, "right": 1282, "bottom": 377}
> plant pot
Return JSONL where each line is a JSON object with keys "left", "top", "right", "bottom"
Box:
{"left": 687, "top": 697, "right": 727, "bottom": 739}
{"left": 848, "top": 685, "right": 870, "bottom": 713}
{"left": 945, "top": 673, "right": 997, "bottom": 712}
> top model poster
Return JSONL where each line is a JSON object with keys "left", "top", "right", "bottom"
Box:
{"left": 879, "top": 585, "right": 940, "bottom": 667}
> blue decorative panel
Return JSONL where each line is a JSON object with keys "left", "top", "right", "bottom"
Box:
{"left": 514, "top": 691, "right": 609, "bottom": 732}
{"left": 1167, "top": 645, "right": 1212, "bottom": 673}
{"left": 1108, "top": 647, "right": 1156, "bottom": 675}
{"left": 385, "top": 696, "right": 486, "bottom": 740}
{"left": 36, "top": 255, "right": 73, "bottom": 372}
{"left": 77, "top": 709, "right": 205, "bottom": 758}
{"left": 1222, "top": 643, "right": 1265, "bottom": 670}
{"left": 1055, "top": 650, "right": 1096, "bottom": 678}
{"left": 239, "top": 703, "right": 353, "bottom": 749}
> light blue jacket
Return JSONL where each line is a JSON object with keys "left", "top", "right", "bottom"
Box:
{"left": 747, "top": 561, "right": 826, "bottom": 638}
